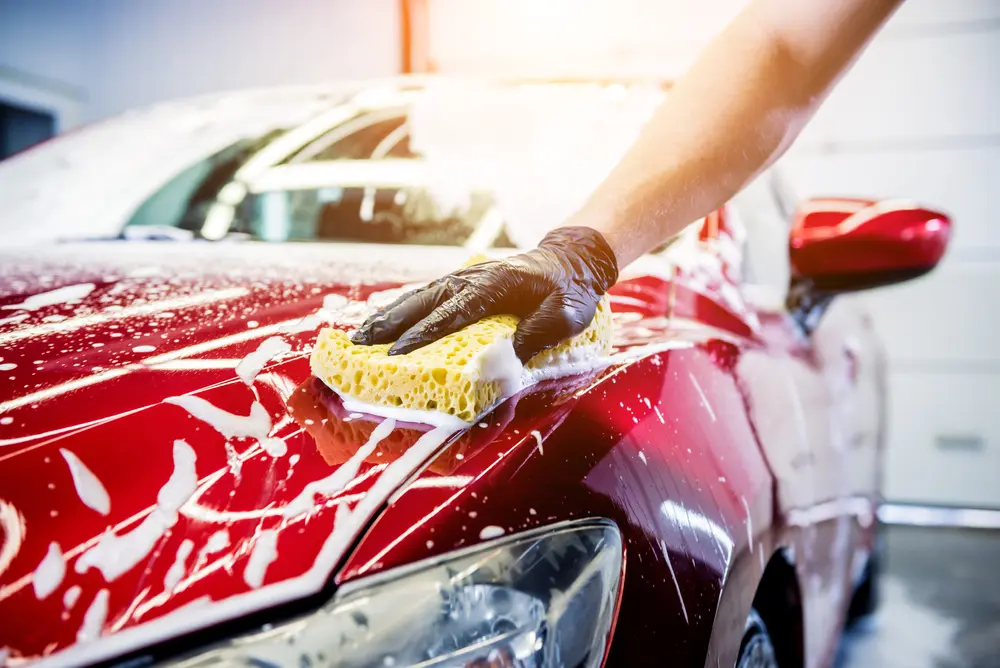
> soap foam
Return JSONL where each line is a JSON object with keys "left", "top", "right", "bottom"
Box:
{"left": 33, "top": 542, "right": 65, "bottom": 600}
{"left": 236, "top": 336, "right": 291, "bottom": 385}
{"left": 165, "top": 395, "right": 286, "bottom": 457}
{"left": 244, "top": 530, "right": 278, "bottom": 589}
{"left": 76, "top": 440, "right": 197, "bottom": 582}
{"left": 60, "top": 449, "right": 111, "bottom": 516}
{"left": 76, "top": 589, "right": 109, "bottom": 643}
{"left": 163, "top": 539, "right": 194, "bottom": 591}
{"left": 2, "top": 283, "right": 96, "bottom": 311}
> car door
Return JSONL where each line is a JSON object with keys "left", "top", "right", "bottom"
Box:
{"left": 731, "top": 178, "right": 881, "bottom": 668}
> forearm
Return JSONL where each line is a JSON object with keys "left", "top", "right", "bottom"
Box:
{"left": 567, "top": 0, "right": 902, "bottom": 268}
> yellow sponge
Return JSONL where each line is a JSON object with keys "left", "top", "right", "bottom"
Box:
{"left": 310, "top": 296, "right": 612, "bottom": 423}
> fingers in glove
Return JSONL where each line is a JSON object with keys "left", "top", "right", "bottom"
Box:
{"left": 511, "top": 291, "right": 595, "bottom": 364}
{"left": 389, "top": 287, "right": 492, "bottom": 356}
{"left": 350, "top": 278, "right": 461, "bottom": 345}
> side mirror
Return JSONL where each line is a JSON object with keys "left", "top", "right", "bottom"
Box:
{"left": 787, "top": 197, "right": 951, "bottom": 330}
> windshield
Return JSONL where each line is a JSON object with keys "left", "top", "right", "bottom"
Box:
{"left": 0, "top": 81, "right": 665, "bottom": 249}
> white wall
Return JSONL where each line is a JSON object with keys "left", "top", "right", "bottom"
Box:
{"left": 780, "top": 1, "right": 1000, "bottom": 508}
{"left": 427, "top": 0, "right": 999, "bottom": 508}
{"left": 0, "top": 0, "right": 400, "bottom": 125}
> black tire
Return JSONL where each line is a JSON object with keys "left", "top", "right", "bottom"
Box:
{"left": 736, "top": 609, "right": 779, "bottom": 668}
{"left": 846, "top": 550, "right": 880, "bottom": 624}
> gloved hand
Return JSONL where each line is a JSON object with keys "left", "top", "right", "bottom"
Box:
{"left": 351, "top": 226, "right": 619, "bottom": 363}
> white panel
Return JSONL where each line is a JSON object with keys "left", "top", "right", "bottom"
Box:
{"left": 884, "top": 370, "right": 1000, "bottom": 508}
{"left": 889, "top": 0, "right": 1000, "bottom": 27}
{"left": 778, "top": 145, "right": 998, "bottom": 252}
{"left": 799, "top": 30, "right": 998, "bottom": 145}
{"left": 854, "top": 260, "right": 1000, "bottom": 366}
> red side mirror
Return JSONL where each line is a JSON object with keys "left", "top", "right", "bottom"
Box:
{"left": 789, "top": 198, "right": 951, "bottom": 292}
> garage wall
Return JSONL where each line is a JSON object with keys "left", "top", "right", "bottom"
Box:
{"left": 0, "top": 0, "right": 401, "bottom": 125}
{"left": 780, "top": 1, "right": 999, "bottom": 508}
{"left": 426, "top": 0, "right": 999, "bottom": 508}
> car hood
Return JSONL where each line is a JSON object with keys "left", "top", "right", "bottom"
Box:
{"left": 0, "top": 241, "right": 745, "bottom": 666}
{"left": 0, "top": 241, "right": 524, "bottom": 665}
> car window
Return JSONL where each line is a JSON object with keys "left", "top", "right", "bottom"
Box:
{"left": 235, "top": 186, "right": 514, "bottom": 246}
{"left": 125, "top": 104, "right": 516, "bottom": 247}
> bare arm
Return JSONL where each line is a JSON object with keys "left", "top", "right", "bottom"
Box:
{"left": 569, "top": 0, "right": 904, "bottom": 267}
{"left": 354, "top": 0, "right": 904, "bottom": 360}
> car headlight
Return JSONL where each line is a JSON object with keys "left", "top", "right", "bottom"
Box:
{"left": 169, "top": 521, "right": 623, "bottom": 668}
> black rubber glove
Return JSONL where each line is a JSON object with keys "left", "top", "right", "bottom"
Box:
{"left": 351, "top": 227, "right": 619, "bottom": 363}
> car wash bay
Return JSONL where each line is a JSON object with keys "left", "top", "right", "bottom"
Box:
{"left": 1, "top": 0, "right": 997, "bottom": 666}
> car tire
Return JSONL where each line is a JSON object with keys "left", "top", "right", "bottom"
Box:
{"left": 736, "top": 609, "right": 779, "bottom": 668}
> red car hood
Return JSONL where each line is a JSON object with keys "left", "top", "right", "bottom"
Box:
{"left": 0, "top": 241, "right": 747, "bottom": 666}
{"left": 0, "top": 242, "right": 531, "bottom": 665}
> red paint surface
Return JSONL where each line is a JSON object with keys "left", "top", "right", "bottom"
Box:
{"left": 0, "top": 210, "right": 937, "bottom": 666}
{"left": 790, "top": 199, "right": 951, "bottom": 283}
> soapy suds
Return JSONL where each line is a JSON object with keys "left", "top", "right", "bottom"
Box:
{"left": 477, "top": 338, "right": 524, "bottom": 397}
{"left": 322, "top": 294, "right": 349, "bottom": 310}
{"left": 163, "top": 539, "right": 194, "bottom": 591}
{"left": 0, "top": 417, "right": 13, "bottom": 425}
{"left": 2, "top": 283, "right": 96, "bottom": 311}
{"left": 60, "top": 449, "right": 110, "bottom": 516}
{"left": 283, "top": 418, "right": 396, "bottom": 518}
{"left": 336, "top": 391, "right": 470, "bottom": 429}
{"left": 530, "top": 430, "right": 543, "bottom": 455}
{"left": 224, "top": 442, "right": 242, "bottom": 477}
{"left": 479, "top": 526, "right": 505, "bottom": 540}
{"left": 660, "top": 539, "right": 689, "bottom": 624}
{"left": 63, "top": 585, "right": 81, "bottom": 610}
{"left": 165, "top": 395, "right": 286, "bottom": 457}
{"left": 76, "top": 440, "right": 197, "bottom": 582}
{"left": 0, "top": 363, "right": 16, "bottom": 372}
{"left": 33, "top": 542, "right": 65, "bottom": 600}
{"left": 235, "top": 336, "right": 291, "bottom": 385}
{"left": 132, "top": 345, "right": 157, "bottom": 353}
{"left": 638, "top": 451, "right": 647, "bottom": 465}
{"left": 195, "top": 530, "right": 230, "bottom": 567}
{"left": 244, "top": 530, "right": 279, "bottom": 589}
{"left": 0, "top": 314, "right": 29, "bottom": 327}
{"left": 77, "top": 589, "right": 109, "bottom": 643}
{"left": 279, "top": 314, "right": 324, "bottom": 334}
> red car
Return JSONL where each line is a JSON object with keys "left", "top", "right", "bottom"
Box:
{"left": 0, "top": 81, "right": 950, "bottom": 667}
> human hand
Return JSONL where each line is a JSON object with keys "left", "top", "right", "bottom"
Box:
{"left": 350, "top": 227, "right": 618, "bottom": 363}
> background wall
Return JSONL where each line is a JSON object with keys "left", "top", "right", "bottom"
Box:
{"left": 0, "top": 0, "right": 400, "bottom": 126}
{"left": 783, "top": 1, "right": 1000, "bottom": 508}
{"left": 1, "top": 0, "right": 996, "bottom": 507}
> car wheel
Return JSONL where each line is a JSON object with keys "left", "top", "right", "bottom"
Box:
{"left": 736, "top": 609, "right": 779, "bottom": 668}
